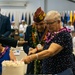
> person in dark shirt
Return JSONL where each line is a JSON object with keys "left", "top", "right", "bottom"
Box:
{"left": 0, "top": 36, "right": 27, "bottom": 47}
{"left": 23, "top": 7, "right": 48, "bottom": 74}
{"left": 0, "top": 8, "right": 11, "bottom": 37}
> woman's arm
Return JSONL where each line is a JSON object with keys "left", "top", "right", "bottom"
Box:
{"left": 22, "top": 43, "right": 63, "bottom": 64}
{"left": 36, "top": 43, "right": 63, "bottom": 59}
{"left": 9, "top": 50, "right": 16, "bottom": 61}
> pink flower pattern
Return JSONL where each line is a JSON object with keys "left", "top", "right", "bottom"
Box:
{"left": 45, "top": 27, "right": 71, "bottom": 43}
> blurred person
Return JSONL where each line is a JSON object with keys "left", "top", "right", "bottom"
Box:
{"left": 15, "top": 29, "right": 19, "bottom": 35}
{"left": 0, "top": 8, "right": 11, "bottom": 48}
{"left": 10, "top": 29, "right": 15, "bottom": 38}
{"left": 14, "top": 29, "right": 20, "bottom": 41}
{"left": 10, "top": 21, "right": 18, "bottom": 38}
{"left": 19, "top": 20, "right": 28, "bottom": 38}
{"left": 22, "top": 10, "right": 75, "bottom": 75}
{"left": 23, "top": 7, "right": 48, "bottom": 74}
{"left": 0, "top": 8, "right": 11, "bottom": 37}
{"left": 73, "top": 21, "right": 75, "bottom": 31}
{"left": 11, "top": 21, "right": 18, "bottom": 30}
{"left": 72, "top": 31, "right": 75, "bottom": 48}
{"left": 66, "top": 21, "right": 74, "bottom": 31}
{"left": 73, "top": 36, "right": 75, "bottom": 58}
{"left": 0, "top": 43, "right": 16, "bottom": 74}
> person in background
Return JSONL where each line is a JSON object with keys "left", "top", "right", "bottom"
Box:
{"left": 0, "top": 8, "right": 11, "bottom": 49}
{"left": 0, "top": 8, "right": 11, "bottom": 37}
{"left": 11, "top": 21, "right": 18, "bottom": 30}
{"left": 19, "top": 20, "right": 28, "bottom": 38}
{"left": 73, "top": 21, "right": 75, "bottom": 31}
{"left": 23, "top": 7, "right": 48, "bottom": 74}
{"left": 0, "top": 9, "right": 27, "bottom": 48}
{"left": 10, "top": 29, "right": 15, "bottom": 38}
{"left": 72, "top": 31, "right": 75, "bottom": 48}
{"left": 22, "top": 10, "right": 75, "bottom": 75}
{"left": 66, "top": 21, "right": 74, "bottom": 31}
{"left": 0, "top": 43, "right": 16, "bottom": 75}
{"left": 10, "top": 21, "right": 18, "bottom": 39}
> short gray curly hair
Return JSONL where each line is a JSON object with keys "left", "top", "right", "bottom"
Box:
{"left": 45, "top": 10, "right": 61, "bottom": 21}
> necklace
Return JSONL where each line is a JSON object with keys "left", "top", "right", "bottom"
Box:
{"left": 45, "top": 27, "right": 71, "bottom": 43}
{"left": 31, "top": 24, "right": 48, "bottom": 47}
{"left": 37, "top": 28, "right": 48, "bottom": 45}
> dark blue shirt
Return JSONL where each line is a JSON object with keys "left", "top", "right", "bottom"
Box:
{"left": 0, "top": 47, "right": 10, "bottom": 74}
{"left": 42, "top": 30, "right": 74, "bottom": 74}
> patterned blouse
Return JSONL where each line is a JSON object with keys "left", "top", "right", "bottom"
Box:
{"left": 42, "top": 27, "right": 75, "bottom": 74}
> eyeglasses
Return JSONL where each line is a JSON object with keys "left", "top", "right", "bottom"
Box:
{"left": 46, "top": 20, "right": 57, "bottom": 25}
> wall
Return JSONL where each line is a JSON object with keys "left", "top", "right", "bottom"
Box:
{"left": 0, "top": 0, "right": 44, "bottom": 26}
{"left": 1, "top": 0, "right": 75, "bottom": 25}
{"left": 46, "top": 0, "right": 75, "bottom": 12}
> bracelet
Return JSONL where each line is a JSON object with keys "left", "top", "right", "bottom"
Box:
{"left": 35, "top": 54, "right": 38, "bottom": 59}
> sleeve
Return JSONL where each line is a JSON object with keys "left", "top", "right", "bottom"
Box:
{"left": 3, "top": 17, "right": 11, "bottom": 37}
{"left": 0, "top": 36, "right": 17, "bottom": 47}
{"left": 23, "top": 26, "right": 31, "bottom": 54}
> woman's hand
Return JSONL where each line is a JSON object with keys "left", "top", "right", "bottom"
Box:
{"left": 21, "top": 56, "right": 32, "bottom": 64}
{"left": 28, "top": 44, "right": 43, "bottom": 55}
{"left": 28, "top": 48, "right": 37, "bottom": 55}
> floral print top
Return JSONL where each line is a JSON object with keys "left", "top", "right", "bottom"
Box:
{"left": 42, "top": 27, "right": 75, "bottom": 74}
